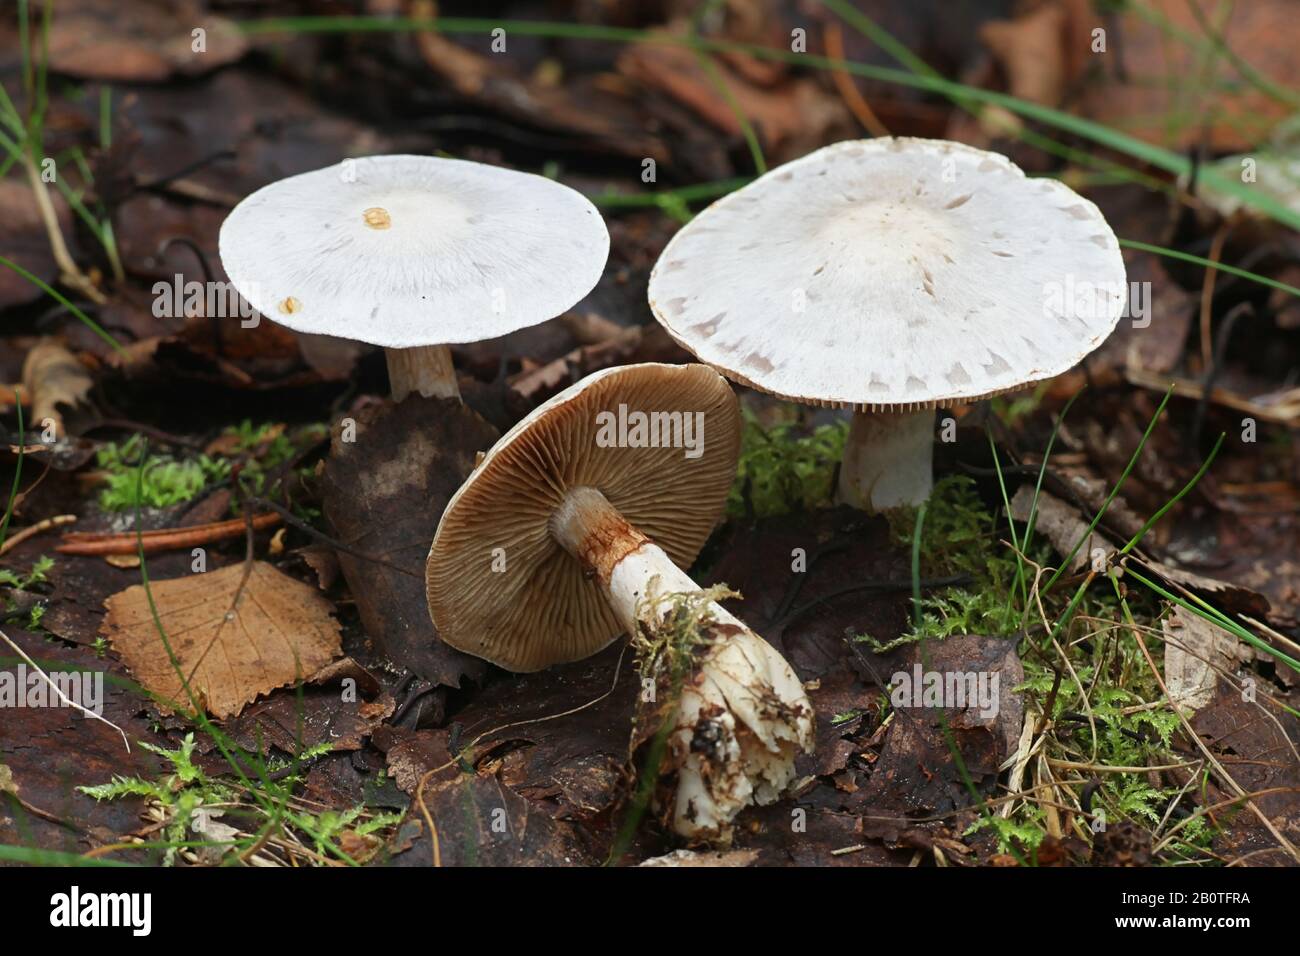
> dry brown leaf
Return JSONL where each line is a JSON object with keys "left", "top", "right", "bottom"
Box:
{"left": 617, "top": 32, "right": 854, "bottom": 162}
{"left": 1010, "top": 485, "right": 1112, "bottom": 574}
{"left": 21, "top": 339, "right": 93, "bottom": 440}
{"left": 1071, "top": 0, "right": 1298, "bottom": 151}
{"left": 1014, "top": 488, "right": 1272, "bottom": 617}
{"left": 46, "top": 0, "right": 248, "bottom": 82}
{"left": 101, "top": 561, "right": 342, "bottom": 718}
{"left": 979, "top": 2, "right": 1070, "bottom": 137}
{"left": 1163, "top": 608, "right": 1255, "bottom": 712}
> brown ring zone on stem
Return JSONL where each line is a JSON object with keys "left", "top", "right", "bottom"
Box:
{"left": 549, "top": 486, "right": 649, "bottom": 587}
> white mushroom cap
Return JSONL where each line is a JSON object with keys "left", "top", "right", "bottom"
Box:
{"left": 649, "top": 138, "right": 1127, "bottom": 411}
{"left": 219, "top": 155, "right": 610, "bottom": 348}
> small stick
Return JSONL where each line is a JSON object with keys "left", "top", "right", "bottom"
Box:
{"left": 0, "top": 625, "right": 130, "bottom": 752}
{"left": 0, "top": 514, "right": 75, "bottom": 556}
{"left": 56, "top": 513, "right": 280, "bottom": 556}
{"left": 824, "top": 23, "right": 891, "bottom": 137}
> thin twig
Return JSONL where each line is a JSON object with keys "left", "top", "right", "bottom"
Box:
{"left": 56, "top": 513, "right": 280, "bottom": 556}
{"left": 0, "top": 624, "right": 130, "bottom": 751}
{"left": 0, "top": 513, "right": 74, "bottom": 555}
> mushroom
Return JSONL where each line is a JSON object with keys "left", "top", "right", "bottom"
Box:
{"left": 647, "top": 138, "right": 1127, "bottom": 511}
{"left": 425, "top": 363, "right": 814, "bottom": 842}
{"left": 219, "top": 154, "right": 609, "bottom": 400}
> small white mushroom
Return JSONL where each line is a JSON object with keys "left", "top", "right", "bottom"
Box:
{"left": 648, "top": 138, "right": 1127, "bottom": 511}
{"left": 219, "top": 154, "right": 609, "bottom": 401}
{"left": 425, "top": 363, "right": 814, "bottom": 843}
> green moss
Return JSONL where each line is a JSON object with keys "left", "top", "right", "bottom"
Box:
{"left": 966, "top": 805, "right": 1048, "bottom": 854}
{"left": 96, "top": 435, "right": 229, "bottom": 511}
{"left": 0, "top": 554, "right": 52, "bottom": 590}
{"left": 632, "top": 583, "right": 740, "bottom": 692}
{"left": 80, "top": 731, "right": 398, "bottom": 865}
{"left": 94, "top": 423, "right": 327, "bottom": 514}
{"left": 727, "top": 407, "right": 847, "bottom": 519}
{"left": 858, "top": 476, "right": 1024, "bottom": 649}
{"left": 221, "top": 421, "right": 328, "bottom": 507}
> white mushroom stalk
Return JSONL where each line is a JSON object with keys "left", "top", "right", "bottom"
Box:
{"left": 837, "top": 408, "right": 936, "bottom": 511}
{"left": 550, "top": 486, "right": 813, "bottom": 843}
{"left": 384, "top": 343, "right": 459, "bottom": 401}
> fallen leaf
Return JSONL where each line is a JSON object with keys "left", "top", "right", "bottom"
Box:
{"left": 1010, "top": 484, "right": 1109, "bottom": 575}
{"left": 1163, "top": 608, "right": 1255, "bottom": 712}
{"left": 375, "top": 642, "right": 637, "bottom": 823}
{"left": 405, "top": 0, "right": 669, "bottom": 170}
{"left": 0, "top": 626, "right": 168, "bottom": 858}
{"left": 1191, "top": 680, "right": 1300, "bottom": 863}
{"left": 1072, "top": 0, "right": 1298, "bottom": 151}
{"left": 46, "top": 0, "right": 248, "bottom": 82}
{"left": 221, "top": 688, "right": 395, "bottom": 756}
{"left": 978, "top": 2, "right": 1070, "bottom": 135}
{"left": 101, "top": 561, "right": 342, "bottom": 718}
{"left": 321, "top": 396, "right": 498, "bottom": 688}
{"left": 618, "top": 30, "right": 855, "bottom": 164}
{"left": 387, "top": 772, "right": 594, "bottom": 866}
{"left": 21, "top": 340, "right": 94, "bottom": 441}
{"left": 851, "top": 634, "right": 1024, "bottom": 844}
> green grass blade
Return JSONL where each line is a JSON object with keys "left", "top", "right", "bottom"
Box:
{"left": 0, "top": 400, "right": 24, "bottom": 553}
{"left": 0, "top": 843, "right": 136, "bottom": 866}
{"left": 233, "top": 16, "right": 1300, "bottom": 231}
{"left": 1120, "top": 239, "right": 1300, "bottom": 299}
{"left": 1120, "top": 433, "right": 1225, "bottom": 556}
{"left": 0, "top": 255, "right": 124, "bottom": 355}
{"left": 1041, "top": 385, "right": 1174, "bottom": 596}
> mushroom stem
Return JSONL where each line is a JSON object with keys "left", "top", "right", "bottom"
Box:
{"left": 384, "top": 344, "right": 460, "bottom": 402}
{"left": 550, "top": 486, "right": 814, "bottom": 843}
{"left": 836, "top": 408, "right": 935, "bottom": 511}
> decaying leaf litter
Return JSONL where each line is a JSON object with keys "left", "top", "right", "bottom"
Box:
{"left": 2, "top": 0, "right": 1300, "bottom": 867}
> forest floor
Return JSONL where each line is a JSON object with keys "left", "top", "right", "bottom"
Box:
{"left": 2, "top": 0, "right": 1299, "bottom": 867}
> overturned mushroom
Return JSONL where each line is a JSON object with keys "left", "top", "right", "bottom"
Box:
{"left": 648, "top": 137, "right": 1127, "bottom": 511}
{"left": 219, "top": 154, "right": 609, "bottom": 400}
{"left": 426, "top": 363, "right": 813, "bottom": 842}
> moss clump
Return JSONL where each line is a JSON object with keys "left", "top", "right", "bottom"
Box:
{"left": 727, "top": 408, "right": 847, "bottom": 519}
{"left": 859, "top": 476, "right": 1024, "bottom": 650}
{"left": 96, "top": 435, "right": 229, "bottom": 511}
{"left": 632, "top": 582, "right": 741, "bottom": 696}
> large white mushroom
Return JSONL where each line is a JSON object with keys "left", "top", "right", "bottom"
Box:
{"left": 425, "top": 363, "right": 814, "bottom": 842}
{"left": 219, "top": 154, "right": 609, "bottom": 400}
{"left": 648, "top": 138, "right": 1127, "bottom": 511}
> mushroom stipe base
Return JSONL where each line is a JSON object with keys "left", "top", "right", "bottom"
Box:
{"left": 385, "top": 343, "right": 459, "bottom": 401}
{"left": 551, "top": 486, "right": 814, "bottom": 842}
{"left": 837, "top": 408, "right": 936, "bottom": 512}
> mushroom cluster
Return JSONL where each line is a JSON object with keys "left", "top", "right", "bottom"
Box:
{"left": 425, "top": 363, "right": 813, "bottom": 841}
{"left": 220, "top": 154, "right": 610, "bottom": 400}
{"left": 648, "top": 138, "right": 1126, "bottom": 511}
